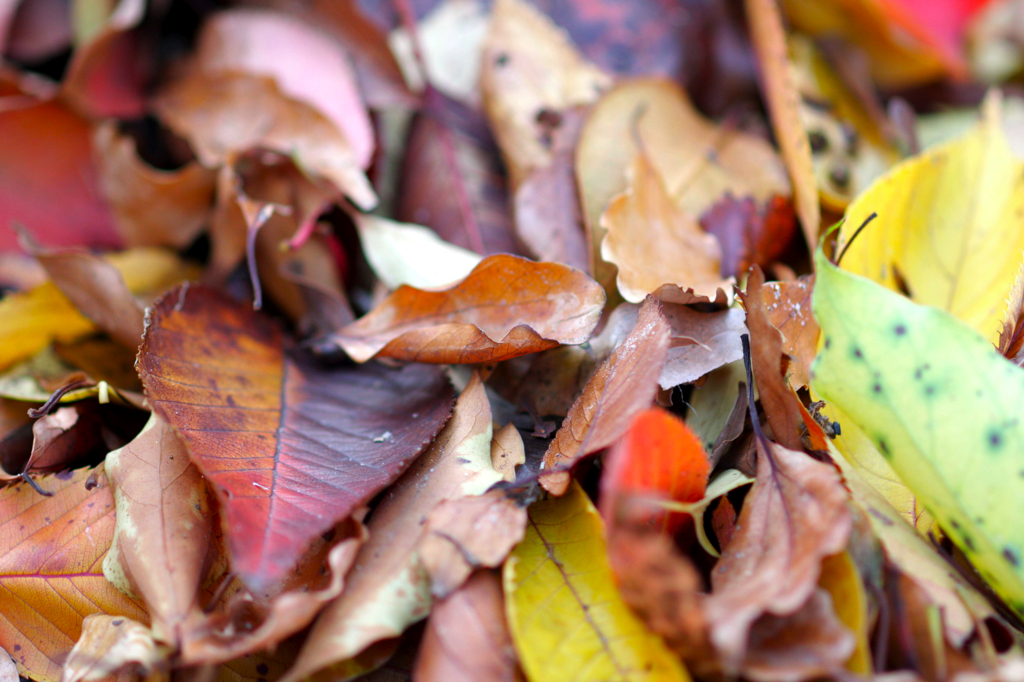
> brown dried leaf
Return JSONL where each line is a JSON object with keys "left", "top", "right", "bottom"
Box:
{"left": 744, "top": 0, "right": 820, "bottom": 246}
{"left": 660, "top": 305, "right": 747, "bottom": 389}
{"left": 601, "top": 153, "right": 732, "bottom": 304}
{"left": 739, "top": 266, "right": 805, "bottom": 450}
{"left": 330, "top": 255, "right": 604, "bottom": 364}
{"left": 513, "top": 148, "right": 590, "bottom": 273}
{"left": 413, "top": 571, "right": 520, "bottom": 682}
{"left": 763, "top": 275, "right": 818, "bottom": 388}
{"left": 10, "top": 404, "right": 108, "bottom": 480}
{"left": 93, "top": 123, "right": 216, "bottom": 250}
{"left": 281, "top": 374, "right": 506, "bottom": 681}
{"left": 102, "top": 415, "right": 214, "bottom": 647}
{"left": 704, "top": 438, "right": 851, "bottom": 671}
{"left": 700, "top": 194, "right": 797, "bottom": 279}
{"left": 61, "top": 615, "right": 165, "bottom": 682}
{"left": 540, "top": 296, "right": 670, "bottom": 494}
{"left": 490, "top": 423, "right": 525, "bottom": 482}
{"left": 419, "top": 491, "right": 528, "bottom": 599}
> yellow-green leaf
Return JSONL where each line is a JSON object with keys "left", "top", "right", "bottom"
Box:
{"left": 811, "top": 245, "right": 1024, "bottom": 620}
{"left": 504, "top": 481, "right": 689, "bottom": 682}
{"left": 837, "top": 94, "right": 1024, "bottom": 344}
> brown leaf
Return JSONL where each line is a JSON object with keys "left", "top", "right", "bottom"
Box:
{"left": 999, "top": 263, "right": 1024, "bottom": 366}
{"left": 93, "top": 123, "right": 216, "bottom": 251}
{"left": 0, "top": 467, "right": 148, "bottom": 682}
{"left": 744, "top": 0, "right": 820, "bottom": 246}
{"left": 480, "top": 0, "right": 611, "bottom": 187}
{"left": 329, "top": 255, "right": 604, "bottom": 364}
{"left": 12, "top": 404, "right": 108, "bottom": 479}
{"left": 700, "top": 194, "right": 797, "bottom": 279}
{"left": 61, "top": 615, "right": 164, "bottom": 682}
{"left": 601, "top": 152, "right": 733, "bottom": 304}
{"left": 739, "top": 266, "right": 805, "bottom": 451}
{"left": 659, "top": 305, "right": 747, "bottom": 389}
{"left": 490, "top": 423, "right": 525, "bottom": 482}
{"left": 540, "top": 296, "right": 670, "bottom": 494}
{"left": 412, "top": 571, "right": 520, "bottom": 682}
{"left": 419, "top": 491, "right": 528, "bottom": 599}
{"left": 102, "top": 415, "right": 214, "bottom": 647}
{"left": 137, "top": 285, "right": 454, "bottom": 592}
{"left": 763, "top": 275, "right": 819, "bottom": 389}
{"left": 282, "top": 374, "right": 506, "bottom": 682}
{"left": 703, "top": 438, "right": 851, "bottom": 671}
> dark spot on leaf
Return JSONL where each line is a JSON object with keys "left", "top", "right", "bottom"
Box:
{"left": 1004, "top": 548, "right": 1020, "bottom": 567}
{"left": 873, "top": 383, "right": 882, "bottom": 394}
{"left": 950, "top": 519, "right": 961, "bottom": 530}
{"left": 456, "top": 457, "right": 472, "bottom": 464}
{"left": 925, "top": 385, "right": 935, "bottom": 396}
{"left": 894, "top": 324, "right": 907, "bottom": 336}
{"left": 824, "top": 337, "right": 831, "bottom": 349}
{"left": 496, "top": 53, "right": 509, "bottom": 66}
{"left": 829, "top": 165, "right": 851, "bottom": 190}
{"left": 112, "top": 619, "right": 123, "bottom": 626}
{"left": 852, "top": 347, "right": 863, "bottom": 359}
{"left": 13, "top": 645, "right": 20, "bottom": 651}
{"left": 868, "top": 507, "right": 894, "bottom": 526}
{"left": 964, "top": 535, "right": 977, "bottom": 552}
{"left": 877, "top": 438, "right": 890, "bottom": 458}
{"left": 808, "top": 130, "right": 828, "bottom": 153}
{"left": 989, "top": 430, "right": 1003, "bottom": 450}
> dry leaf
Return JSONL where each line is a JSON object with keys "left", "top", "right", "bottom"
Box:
{"left": 330, "top": 255, "right": 604, "bottom": 364}
{"left": 700, "top": 194, "right": 797, "bottom": 279}
{"left": 61, "top": 615, "right": 165, "bottom": 682}
{"left": 660, "top": 305, "right": 747, "bottom": 389}
{"left": 762, "top": 275, "right": 818, "bottom": 389}
{"left": 137, "top": 286, "right": 454, "bottom": 592}
{"left": 490, "top": 423, "right": 525, "bottom": 482}
{"left": 601, "top": 152, "right": 732, "bottom": 304}
{"left": 102, "top": 414, "right": 214, "bottom": 647}
{"left": 541, "top": 296, "right": 671, "bottom": 494}
{"left": 413, "top": 570, "right": 520, "bottom": 682}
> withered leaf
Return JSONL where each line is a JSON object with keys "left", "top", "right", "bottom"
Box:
{"left": 763, "top": 275, "right": 818, "bottom": 389}
{"left": 137, "top": 285, "right": 454, "bottom": 592}
{"left": 330, "top": 255, "right": 604, "bottom": 364}
{"left": 700, "top": 194, "right": 797, "bottom": 280}
{"left": 61, "top": 615, "right": 164, "bottom": 682}
{"left": 413, "top": 571, "right": 520, "bottom": 682}
{"left": 0, "top": 467, "right": 147, "bottom": 682}
{"left": 102, "top": 414, "right": 214, "bottom": 647}
{"left": 541, "top": 296, "right": 670, "bottom": 494}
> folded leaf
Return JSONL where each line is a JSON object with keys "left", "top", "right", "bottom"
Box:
{"left": 137, "top": 286, "right": 455, "bottom": 592}
{"left": 331, "top": 255, "right": 604, "bottom": 364}
{"left": 62, "top": 615, "right": 165, "bottom": 682}
{"left": 811, "top": 245, "right": 1024, "bottom": 620}
{"left": 0, "top": 467, "right": 148, "bottom": 682}
{"left": 504, "top": 481, "right": 690, "bottom": 682}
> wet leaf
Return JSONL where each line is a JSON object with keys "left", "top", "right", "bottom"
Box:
{"left": 413, "top": 570, "right": 519, "bottom": 682}
{"left": 0, "top": 467, "right": 148, "bottom": 682}
{"left": 282, "top": 374, "right": 505, "bottom": 681}
{"left": 811, "top": 243, "right": 1024, "bottom": 621}
{"left": 504, "top": 481, "right": 690, "bottom": 682}
{"left": 541, "top": 296, "right": 670, "bottom": 494}
{"left": 102, "top": 414, "right": 214, "bottom": 647}
{"left": 330, "top": 255, "right": 604, "bottom": 364}
{"left": 762, "top": 276, "right": 818, "bottom": 389}
{"left": 61, "top": 615, "right": 165, "bottom": 682}
{"left": 137, "top": 285, "right": 455, "bottom": 592}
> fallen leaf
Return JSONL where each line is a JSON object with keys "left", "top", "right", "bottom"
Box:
{"left": 102, "top": 414, "right": 214, "bottom": 647}
{"left": 601, "top": 152, "right": 732, "bottom": 304}
{"left": 816, "top": 552, "right": 872, "bottom": 675}
{"left": 479, "top": 0, "right": 611, "bottom": 187}
{"left": 396, "top": 91, "right": 520, "bottom": 256}
{"left": 282, "top": 373, "right": 505, "bottom": 681}
{"left": 419, "top": 490, "right": 528, "bottom": 599}
{"left": 137, "top": 285, "right": 455, "bottom": 592}
{"left": 576, "top": 78, "right": 791, "bottom": 292}
{"left": 61, "top": 615, "right": 165, "bottom": 682}
{"left": 93, "top": 123, "right": 216, "bottom": 250}
{"left": 700, "top": 194, "right": 798, "bottom": 280}
{"left": 744, "top": 0, "right": 821, "bottom": 247}
{"left": 0, "top": 75, "right": 118, "bottom": 253}
{"left": 0, "top": 646, "right": 14, "bottom": 682}
{"left": 329, "top": 254, "right": 604, "bottom": 364}
{"left": 836, "top": 92, "right": 1024, "bottom": 345}
{"left": 738, "top": 266, "right": 806, "bottom": 451}
{"left": 599, "top": 407, "right": 711, "bottom": 534}
{"left": 353, "top": 213, "right": 482, "bottom": 290}
{"left": 504, "top": 481, "right": 690, "bottom": 682}
{"left": 413, "top": 570, "right": 520, "bottom": 682}
{"left": 762, "top": 275, "right": 818, "bottom": 389}
{"left": 811, "top": 243, "right": 1024, "bottom": 621}
{"left": 490, "top": 422, "right": 525, "bottom": 482}
{"left": 659, "top": 305, "right": 747, "bottom": 389}
{"left": 0, "top": 248, "right": 196, "bottom": 372}
{"left": 5, "top": 403, "right": 108, "bottom": 480}
{"left": 541, "top": 296, "right": 671, "bottom": 494}
{"left": 0, "top": 467, "right": 148, "bottom": 682}
{"left": 703, "top": 400, "right": 851, "bottom": 670}
{"left": 998, "top": 263, "right": 1024, "bottom": 365}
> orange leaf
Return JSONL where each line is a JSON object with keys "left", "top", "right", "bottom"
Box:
{"left": 0, "top": 467, "right": 147, "bottom": 682}
{"left": 331, "top": 254, "right": 605, "bottom": 364}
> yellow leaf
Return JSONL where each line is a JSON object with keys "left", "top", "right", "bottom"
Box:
{"left": 817, "top": 552, "right": 871, "bottom": 675}
{"left": 504, "top": 481, "right": 689, "bottom": 682}
{"left": 0, "top": 248, "right": 195, "bottom": 372}
{"left": 838, "top": 93, "right": 1024, "bottom": 344}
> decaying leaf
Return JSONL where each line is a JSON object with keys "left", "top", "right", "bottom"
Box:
{"left": 812, "top": 244, "right": 1024, "bottom": 621}
{"left": 137, "top": 286, "right": 455, "bottom": 592}
{"left": 281, "top": 374, "right": 506, "bottom": 681}
{"left": 413, "top": 570, "right": 520, "bottom": 682}
{"left": 659, "top": 305, "right": 747, "bottom": 389}
{"left": 0, "top": 467, "right": 148, "bottom": 682}
{"left": 601, "top": 152, "right": 731, "bottom": 304}
{"left": 61, "top": 615, "right": 164, "bottom": 682}
{"left": 505, "top": 481, "right": 690, "bottom": 681}
{"left": 541, "top": 296, "right": 671, "bottom": 494}
{"left": 762, "top": 275, "right": 818, "bottom": 389}
{"left": 102, "top": 414, "right": 214, "bottom": 647}
{"left": 330, "top": 255, "right": 604, "bottom": 364}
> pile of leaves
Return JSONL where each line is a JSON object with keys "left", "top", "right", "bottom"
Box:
{"left": 3, "top": 0, "right": 1024, "bottom": 679}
